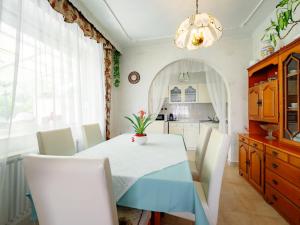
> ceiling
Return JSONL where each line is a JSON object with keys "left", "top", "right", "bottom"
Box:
{"left": 75, "top": 0, "right": 277, "bottom": 48}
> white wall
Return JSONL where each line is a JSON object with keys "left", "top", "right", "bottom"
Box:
{"left": 252, "top": 6, "right": 300, "bottom": 60}
{"left": 111, "top": 36, "right": 252, "bottom": 163}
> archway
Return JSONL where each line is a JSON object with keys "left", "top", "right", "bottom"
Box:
{"left": 148, "top": 58, "right": 229, "bottom": 133}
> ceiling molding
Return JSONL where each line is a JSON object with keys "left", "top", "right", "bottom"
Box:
{"left": 102, "top": 0, "right": 267, "bottom": 43}
{"left": 240, "top": 0, "right": 265, "bottom": 27}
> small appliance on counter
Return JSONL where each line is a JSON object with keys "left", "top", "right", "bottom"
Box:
{"left": 156, "top": 114, "right": 165, "bottom": 121}
{"left": 168, "top": 113, "right": 175, "bottom": 121}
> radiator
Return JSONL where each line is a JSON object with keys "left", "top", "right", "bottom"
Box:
{"left": 0, "top": 156, "right": 31, "bottom": 225}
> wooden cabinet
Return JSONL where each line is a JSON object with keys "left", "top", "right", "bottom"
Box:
{"left": 239, "top": 142, "right": 249, "bottom": 179}
{"left": 249, "top": 86, "right": 260, "bottom": 120}
{"left": 248, "top": 80, "right": 278, "bottom": 123}
{"left": 261, "top": 80, "right": 278, "bottom": 122}
{"left": 239, "top": 134, "right": 300, "bottom": 224}
{"left": 238, "top": 135, "right": 264, "bottom": 193}
{"left": 248, "top": 147, "right": 264, "bottom": 193}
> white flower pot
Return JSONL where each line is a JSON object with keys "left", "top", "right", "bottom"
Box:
{"left": 134, "top": 135, "right": 147, "bottom": 145}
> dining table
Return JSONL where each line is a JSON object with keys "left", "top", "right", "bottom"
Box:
{"left": 76, "top": 133, "right": 209, "bottom": 225}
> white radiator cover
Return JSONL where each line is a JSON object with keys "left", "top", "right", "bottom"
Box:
{"left": 0, "top": 156, "right": 31, "bottom": 225}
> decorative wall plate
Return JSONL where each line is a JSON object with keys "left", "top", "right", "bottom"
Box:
{"left": 128, "top": 71, "right": 140, "bottom": 84}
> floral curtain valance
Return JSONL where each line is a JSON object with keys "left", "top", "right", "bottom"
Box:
{"left": 48, "top": 0, "right": 113, "bottom": 49}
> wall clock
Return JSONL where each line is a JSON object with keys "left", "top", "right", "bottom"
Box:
{"left": 128, "top": 71, "right": 140, "bottom": 84}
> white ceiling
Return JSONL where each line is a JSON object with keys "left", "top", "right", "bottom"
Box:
{"left": 75, "top": 0, "right": 277, "bottom": 48}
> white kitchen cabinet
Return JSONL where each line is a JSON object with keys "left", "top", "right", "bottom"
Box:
{"left": 168, "top": 122, "right": 199, "bottom": 150}
{"left": 198, "top": 84, "right": 211, "bottom": 103}
{"left": 168, "top": 122, "right": 184, "bottom": 135}
{"left": 169, "top": 84, "right": 210, "bottom": 104}
{"left": 169, "top": 85, "right": 183, "bottom": 103}
{"left": 183, "top": 85, "right": 198, "bottom": 103}
{"left": 184, "top": 123, "right": 199, "bottom": 150}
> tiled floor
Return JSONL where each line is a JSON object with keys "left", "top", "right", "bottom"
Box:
{"left": 161, "top": 165, "right": 289, "bottom": 225}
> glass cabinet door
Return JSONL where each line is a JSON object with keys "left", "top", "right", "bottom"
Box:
{"left": 170, "top": 86, "right": 182, "bottom": 103}
{"left": 283, "top": 53, "right": 300, "bottom": 142}
{"left": 184, "top": 85, "right": 197, "bottom": 102}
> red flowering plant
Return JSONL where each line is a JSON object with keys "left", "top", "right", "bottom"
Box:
{"left": 125, "top": 110, "right": 153, "bottom": 136}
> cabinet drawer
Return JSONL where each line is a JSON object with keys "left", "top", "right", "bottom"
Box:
{"left": 266, "top": 146, "right": 288, "bottom": 162}
{"left": 265, "top": 184, "right": 300, "bottom": 225}
{"left": 266, "top": 155, "right": 300, "bottom": 188}
{"left": 249, "top": 139, "right": 263, "bottom": 150}
{"left": 266, "top": 169, "right": 300, "bottom": 207}
{"left": 290, "top": 155, "right": 300, "bottom": 169}
{"left": 239, "top": 136, "right": 248, "bottom": 144}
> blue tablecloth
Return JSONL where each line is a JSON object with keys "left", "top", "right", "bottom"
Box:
{"left": 28, "top": 161, "right": 209, "bottom": 225}
{"left": 118, "top": 161, "right": 209, "bottom": 225}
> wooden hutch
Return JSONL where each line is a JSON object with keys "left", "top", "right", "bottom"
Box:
{"left": 239, "top": 38, "right": 300, "bottom": 225}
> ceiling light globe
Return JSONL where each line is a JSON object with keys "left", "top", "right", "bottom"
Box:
{"left": 175, "top": 13, "right": 222, "bottom": 50}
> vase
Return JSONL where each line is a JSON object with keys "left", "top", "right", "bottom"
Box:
{"left": 260, "top": 40, "right": 274, "bottom": 59}
{"left": 134, "top": 134, "right": 147, "bottom": 145}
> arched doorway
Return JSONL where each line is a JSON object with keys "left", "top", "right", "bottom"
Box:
{"left": 148, "top": 58, "right": 229, "bottom": 133}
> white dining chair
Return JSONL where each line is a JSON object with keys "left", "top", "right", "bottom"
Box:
{"left": 36, "top": 128, "right": 76, "bottom": 156}
{"left": 146, "top": 121, "right": 165, "bottom": 134}
{"left": 82, "top": 123, "right": 102, "bottom": 149}
{"left": 189, "top": 124, "right": 212, "bottom": 181}
{"left": 23, "top": 155, "right": 151, "bottom": 225}
{"left": 194, "top": 129, "right": 231, "bottom": 225}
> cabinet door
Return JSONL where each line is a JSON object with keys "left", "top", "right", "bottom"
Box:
{"left": 169, "top": 123, "right": 184, "bottom": 136}
{"left": 260, "top": 80, "right": 278, "bottom": 123}
{"left": 184, "top": 85, "right": 198, "bottom": 103}
{"left": 249, "top": 147, "right": 264, "bottom": 193}
{"left": 239, "top": 142, "right": 249, "bottom": 179}
{"left": 169, "top": 85, "right": 182, "bottom": 103}
{"left": 184, "top": 123, "right": 199, "bottom": 150}
{"left": 249, "top": 86, "right": 260, "bottom": 120}
{"left": 198, "top": 84, "right": 211, "bottom": 103}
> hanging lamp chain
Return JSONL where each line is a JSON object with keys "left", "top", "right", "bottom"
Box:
{"left": 196, "top": 0, "right": 199, "bottom": 14}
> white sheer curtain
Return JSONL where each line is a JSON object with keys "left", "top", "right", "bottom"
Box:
{"left": 206, "top": 73, "right": 227, "bottom": 132}
{"left": 148, "top": 59, "right": 227, "bottom": 132}
{"left": 0, "top": 0, "right": 105, "bottom": 217}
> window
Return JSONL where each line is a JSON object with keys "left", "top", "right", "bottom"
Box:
{"left": 0, "top": 0, "right": 105, "bottom": 154}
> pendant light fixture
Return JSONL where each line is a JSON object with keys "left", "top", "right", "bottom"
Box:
{"left": 175, "top": 0, "right": 223, "bottom": 50}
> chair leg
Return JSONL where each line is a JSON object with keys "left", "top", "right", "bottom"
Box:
{"left": 151, "top": 212, "right": 160, "bottom": 225}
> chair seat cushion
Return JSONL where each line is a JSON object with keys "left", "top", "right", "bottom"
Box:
{"left": 118, "top": 206, "right": 151, "bottom": 225}
{"left": 189, "top": 160, "right": 200, "bottom": 181}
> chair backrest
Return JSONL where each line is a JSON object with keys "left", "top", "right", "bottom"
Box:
{"left": 24, "top": 155, "right": 119, "bottom": 225}
{"left": 194, "top": 124, "right": 212, "bottom": 174}
{"left": 36, "top": 128, "right": 76, "bottom": 156}
{"left": 82, "top": 123, "right": 102, "bottom": 149}
{"left": 146, "top": 121, "right": 165, "bottom": 134}
{"left": 200, "top": 129, "right": 231, "bottom": 225}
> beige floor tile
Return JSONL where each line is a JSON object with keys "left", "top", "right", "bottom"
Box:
{"left": 162, "top": 165, "right": 289, "bottom": 225}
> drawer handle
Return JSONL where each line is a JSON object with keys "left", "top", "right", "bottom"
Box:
{"left": 272, "top": 195, "right": 278, "bottom": 201}
{"left": 272, "top": 179, "right": 278, "bottom": 185}
{"left": 272, "top": 163, "right": 278, "bottom": 169}
{"left": 253, "top": 143, "right": 257, "bottom": 147}
{"left": 272, "top": 151, "right": 278, "bottom": 157}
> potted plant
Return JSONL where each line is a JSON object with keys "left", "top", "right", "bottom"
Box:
{"left": 262, "top": 0, "right": 300, "bottom": 47}
{"left": 125, "top": 110, "right": 153, "bottom": 145}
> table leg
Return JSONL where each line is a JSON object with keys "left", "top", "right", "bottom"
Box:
{"left": 152, "top": 212, "right": 160, "bottom": 225}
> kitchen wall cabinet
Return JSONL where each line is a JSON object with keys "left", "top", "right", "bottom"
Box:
{"left": 248, "top": 80, "right": 278, "bottom": 123}
{"left": 168, "top": 122, "right": 199, "bottom": 150}
{"left": 198, "top": 84, "right": 211, "bottom": 103}
{"left": 169, "top": 84, "right": 211, "bottom": 104}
